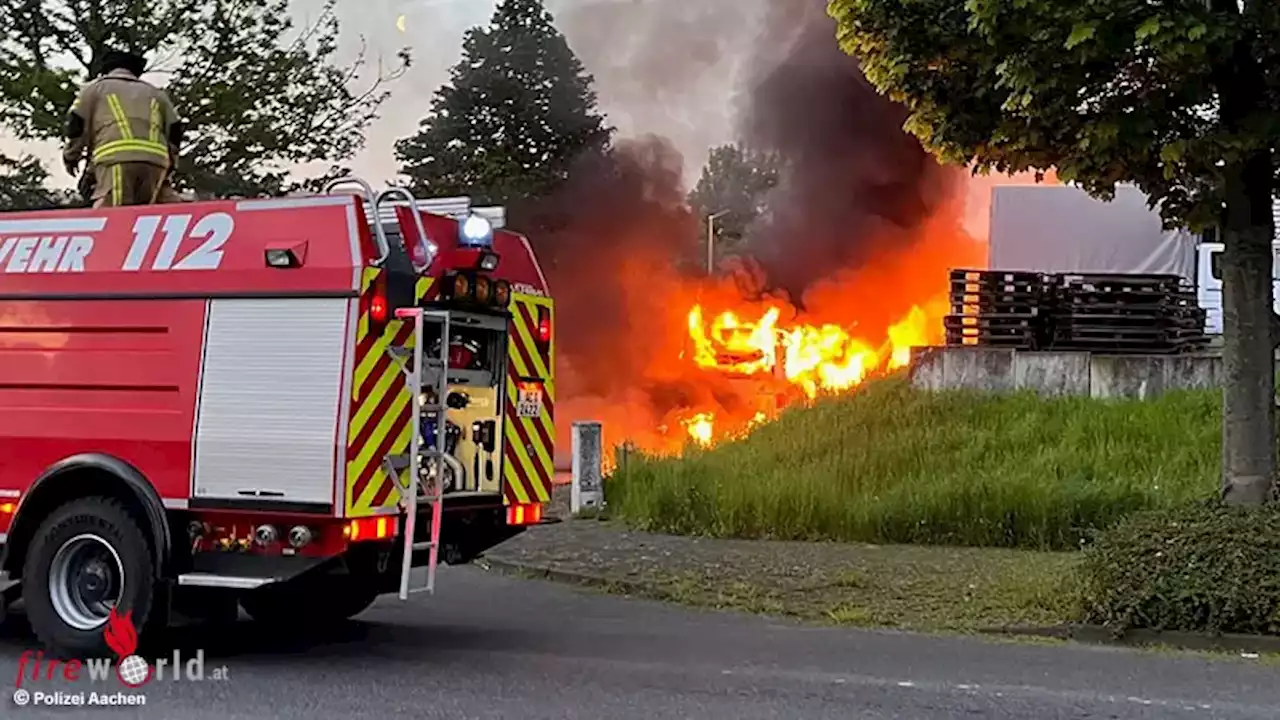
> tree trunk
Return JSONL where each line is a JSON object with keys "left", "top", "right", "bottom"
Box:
{"left": 1219, "top": 157, "right": 1276, "bottom": 505}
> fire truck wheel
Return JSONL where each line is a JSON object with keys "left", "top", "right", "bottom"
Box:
{"left": 239, "top": 579, "right": 379, "bottom": 625}
{"left": 22, "top": 497, "right": 155, "bottom": 658}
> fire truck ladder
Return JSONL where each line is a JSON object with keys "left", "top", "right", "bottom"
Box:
{"left": 385, "top": 307, "right": 459, "bottom": 599}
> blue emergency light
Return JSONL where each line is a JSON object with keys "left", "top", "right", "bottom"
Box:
{"left": 459, "top": 213, "right": 493, "bottom": 247}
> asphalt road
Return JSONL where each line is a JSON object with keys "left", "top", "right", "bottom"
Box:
{"left": 0, "top": 565, "right": 1278, "bottom": 719}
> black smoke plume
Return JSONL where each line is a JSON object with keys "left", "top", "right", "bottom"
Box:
{"left": 524, "top": 0, "right": 959, "bottom": 460}
{"left": 738, "top": 0, "right": 959, "bottom": 305}
{"left": 518, "top": 135, "right": 698, "bottom": 401}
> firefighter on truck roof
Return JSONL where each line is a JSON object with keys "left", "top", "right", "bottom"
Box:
{"left": 61, "top": 48, "right": 184, "bottom": 207}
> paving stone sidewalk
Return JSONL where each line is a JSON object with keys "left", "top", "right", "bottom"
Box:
{"left": 483, "top": 488, "right": 1080, "bottom": 633}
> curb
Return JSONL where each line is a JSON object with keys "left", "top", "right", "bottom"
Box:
{"left": 982, "top": 624, "right": 1280, "bottom": 655}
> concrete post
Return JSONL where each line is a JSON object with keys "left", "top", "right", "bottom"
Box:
{"left": 571, "top": 421, "right": 604, "bottom": 514}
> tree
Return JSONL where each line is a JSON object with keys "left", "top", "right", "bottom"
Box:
{"left": 395, "top": 0, "right": 611, "bottom": 206}
{"left": 0, "top": 153, "right": 75, "bottom": 209}
{"left": 688, "top": 143, "right": 781, "bottom": 265}
{"left": 831, "top": 0, "right": 1280, "bottom": 504}
{"left": 0, "top": 0, "right": 408, "bottom": 198}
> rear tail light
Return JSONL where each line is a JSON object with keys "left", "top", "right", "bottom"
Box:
{"left": 345, "top": 516, "right": 397, "bottom": 542}
{"left": 369, "top": 273, "right": 389, "bottom": 332}
{"left": 506, "top": 503, "right": 543, "bottom": 526}
{"left": 536, "top": 306, "right": 551, "bottom": 347}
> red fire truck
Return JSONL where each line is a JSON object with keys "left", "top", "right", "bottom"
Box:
{"left": 0, "top": 178, "right": 556, "bottom": 656}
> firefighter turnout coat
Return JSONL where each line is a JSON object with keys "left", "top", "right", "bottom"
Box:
{"left": 63, "top": 68, "right": 182, "bottom": 207}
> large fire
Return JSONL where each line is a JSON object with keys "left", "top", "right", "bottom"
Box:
{"left": 681, "top": 302, "right": 936, "bottom": 444}
{"left": 554, "top": 203, "right": 984, "bottom": 466}
{"left": 549, "top": 165, "right": 1055, "bottom": 470}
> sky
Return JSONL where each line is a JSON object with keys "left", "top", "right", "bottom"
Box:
{"left": 300, "top": 0, "right": 756, "bottom": 181}
{"left": 4, "top": 0, "right": 762, "bottom": 191}
{"left": 4, "top": 0, "right": 1013, "bottom": 236}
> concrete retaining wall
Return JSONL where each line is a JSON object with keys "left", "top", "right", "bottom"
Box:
{"left": 909, "top": 346, "right": 1223, "bottom": 399}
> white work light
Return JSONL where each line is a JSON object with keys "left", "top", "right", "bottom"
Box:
{"left": 459, "top": 213, "right": 493, "bottom": 246}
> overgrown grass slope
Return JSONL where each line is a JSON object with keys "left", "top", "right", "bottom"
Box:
{"left": 610, "top": 377, "right": 1219, "bottom": 550}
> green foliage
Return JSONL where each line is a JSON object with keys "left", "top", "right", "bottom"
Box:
{"left": 827, "top": 0, "right": 1280, "bottom": 231}
{"left": 0, "top": 154, "right": 77, "bottom": 210}
{"left": 0, "top": 0, "right": 408, "bottom": 198}
{"left": 687, "top": 143, "right": 781, "bottom": 259}
{"left": 610, "top": 377, "right": 1219, "bottom": 550}
{"left": 395, "top": 0, "right": 611, "bottom": 205}
{"left": 1079, "top": 503, "right": 1280, "bottom": 634}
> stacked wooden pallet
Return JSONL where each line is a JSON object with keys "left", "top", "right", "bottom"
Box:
{"left": 943, "top": 270, "right": 1209, "bottom": 353}
{"left": 1048, "top": 273, "right": 1209, "bottom": 353}
{"left": 943, "top": 269, "right": 1050, "bottom": 349}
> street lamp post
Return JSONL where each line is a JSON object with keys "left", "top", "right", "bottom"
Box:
{"left": 707, "top": 209, "right": 730, "bottom": 274}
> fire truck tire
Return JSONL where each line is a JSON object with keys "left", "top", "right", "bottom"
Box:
{"left": 239, "top": 579, "right": 378, "bottom": 625}
{"left": 21, "top": 497, "right": 156, "bottom": 658}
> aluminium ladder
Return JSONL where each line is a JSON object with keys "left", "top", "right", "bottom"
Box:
{"left": 385, "top": 306, "right": 459, "bottom": 599}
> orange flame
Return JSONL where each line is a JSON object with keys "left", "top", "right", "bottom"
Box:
{"left": 682, "top": 412, "right": 715, "bottom": 447}
{"left": 659, "top": 195, "right": 988, "bottom": 451}
{"left": 555, "top": 178, "right": 994, "bottom": 466}
{"left": 681, "top": 301, "right": 937, "bottom": 443}
{"left": 688, "top": 305, "right": 782, "bottom": 375}
{"left": 676, "top": 409, "right": 773, "bottom": 448}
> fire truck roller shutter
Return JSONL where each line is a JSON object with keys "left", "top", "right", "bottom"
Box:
{"left": 502, "top": 294, "right": 554, "bottom": 505}
{"left": 192, "top": 298, "right": 350, "bottom": 509}
{"left": 2, "top": 454, "right": 171, "bottom": 580}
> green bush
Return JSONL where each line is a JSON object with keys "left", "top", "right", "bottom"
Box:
{"left": 610, "top": 375, "right": 1220, "bottom": 550}
{"left": 1079, "top": 502, "right": 1280, "bottom": 635}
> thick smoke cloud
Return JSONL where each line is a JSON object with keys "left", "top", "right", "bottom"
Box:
{"left": 525, "top": 135, "right": 699, "bottom": 402}
{"left": 535, "top": 0, "right": 965, "bottom": 462}
{"left": 738, "top": 0, "right": 961, "bottom": 304}
{"left": 532, "top": 134, "right": 782, "bottom": 463}
{"left": 538, "top": 0, "right": 958, "bottom": 340}
{"left": 544, "top": 0, "right": 961, "bottom": 307}
{"left": 551, "top": 0, "right": 763, "bottom": 170}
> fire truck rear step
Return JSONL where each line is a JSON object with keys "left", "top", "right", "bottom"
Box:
{"left": 177, "top": 573, "right": 277, "bottom": 589}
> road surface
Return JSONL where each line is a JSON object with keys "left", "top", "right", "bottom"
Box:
{"left": 0, "top": 565, "right": 1277, "bottom": 718}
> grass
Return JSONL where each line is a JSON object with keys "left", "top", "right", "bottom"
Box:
{"left": 637, "top": 545, "right": 1082, "bottom": 632}
{"left": 609, "top": 375, "right": 1220, "bottom": 550}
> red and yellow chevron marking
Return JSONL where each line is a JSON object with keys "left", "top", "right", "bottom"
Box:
{"left": 503, "top": 295, "right": 555, "bottom": 505}
{"left": 344, "top": 270, "right": 554, "bottom": 515}
{"left": 345, "top": 268, "right": 435, "bottom": 517}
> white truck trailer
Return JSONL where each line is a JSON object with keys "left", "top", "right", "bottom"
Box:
{"left": 988, "top": 183, "right": 1280, "bottom": 334}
